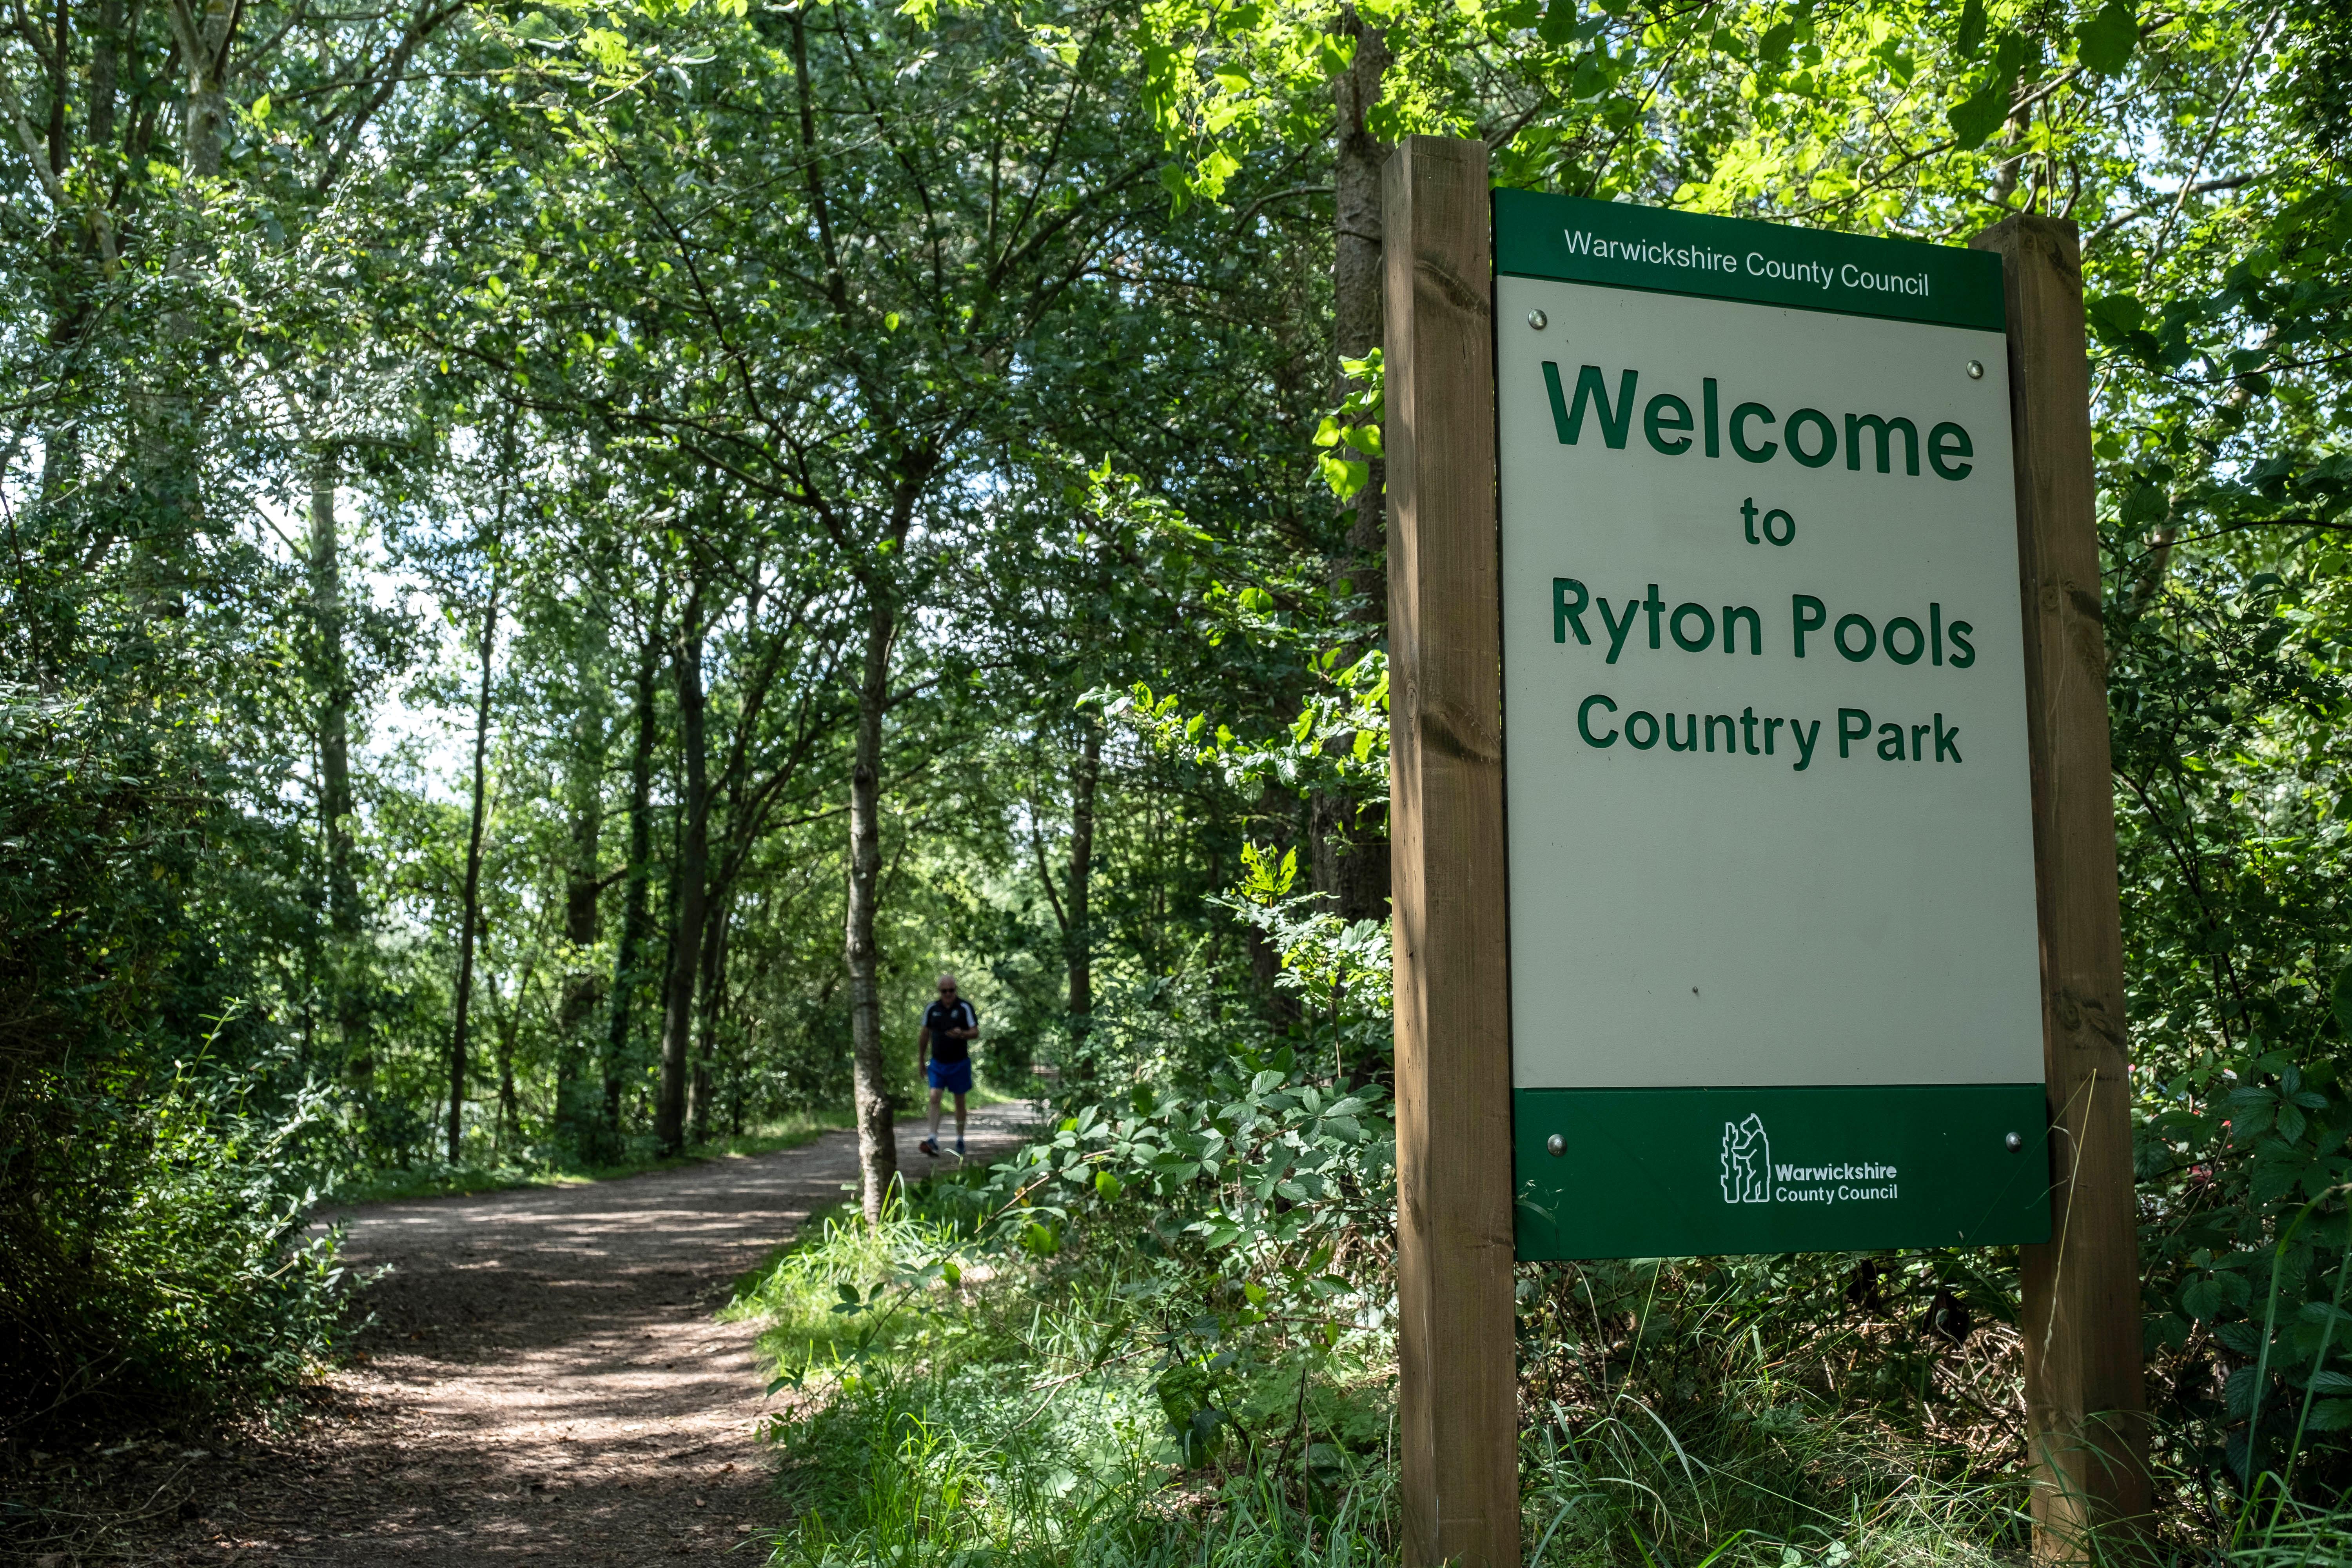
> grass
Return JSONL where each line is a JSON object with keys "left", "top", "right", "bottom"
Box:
{"left": 723, "top": 1174, "right": 2058, "bottom": 1568}
{"left": 716, "top": 1140, "right": 2352, "bottom": 1567}
{"left": 330, "top": 1109, "right": 856, "bottom": 1203}
{"left": 1516, "top": 1380, "right": 2024, "bottom": 1568}
{"left": 728, "top": 1227, "right": 2352, "bottom": 1566}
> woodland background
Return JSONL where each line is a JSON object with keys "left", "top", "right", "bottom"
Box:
{"left": 2, "top": 0, "right": 2350, "bottom": 1553}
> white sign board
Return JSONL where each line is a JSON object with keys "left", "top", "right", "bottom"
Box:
{"left": 1495, "top": 192, "right": 2050, "bottom": 1257}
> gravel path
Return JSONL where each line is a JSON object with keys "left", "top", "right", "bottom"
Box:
{"left": 37, "top": 1104, "right": 1036, "bottom": 1566}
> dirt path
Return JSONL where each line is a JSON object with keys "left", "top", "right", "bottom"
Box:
{"left": 45, "top": 1105, "right": 1035, "bottom": 1566}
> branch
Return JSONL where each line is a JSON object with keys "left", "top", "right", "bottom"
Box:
{"left": 1030, "top": 817, "right": 1070, "bottom": 935}
{"left": 0, "top": 73, "right": 118, "bottom": 269}
{"left": 2085, "top": 174, "right": 2264, "bottom": 249}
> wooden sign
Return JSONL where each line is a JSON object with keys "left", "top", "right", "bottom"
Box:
{"left": 1493, "top": 188, "right": 2051, "bottom": 1261}
{"left": 1384, "top": 136, "right": 2146, "bottom": 1567}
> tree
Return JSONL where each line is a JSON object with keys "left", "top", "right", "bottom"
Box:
{"left": 407, "top": 0, "right": 1171, "bottom": 1216}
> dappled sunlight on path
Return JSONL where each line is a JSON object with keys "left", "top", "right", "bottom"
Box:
{"left": 98, "top": 1104, "right": 1035, "bottom": 1565}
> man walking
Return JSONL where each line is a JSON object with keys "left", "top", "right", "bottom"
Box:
{"left": 918, "top": 973, "right": 978, "bottom": 1157}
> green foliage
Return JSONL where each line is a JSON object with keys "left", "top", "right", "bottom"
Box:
{"left": 1312, "top": 351, "right": 1385, "bottom": 505}
{"left": 2076, "top": 0, "right": 2141, "bottom": 76}
{"left": 2080, "top": 0, "right": 2352, "bottom": 1501}
{"left": 0, "top": 693, "right": 348, "bottom": 1437}
{"left": 740, "top": 1163, "right": 1403, "bottom": 1564}
{"left": 1519, "top": 1368, "right": 2023, "bottom": 1568}
{"left": 1118, "top": 651, "right": 1389, "bottom": 822}
{"left": 1, "top": 0, "right": 2348, "bottom": 1546}
{"left": 742, "top": 1057, "right": 2056, "bottom": 1567}
{"left": 1220, "top": 844, "right": 1393, "bottom": 1082}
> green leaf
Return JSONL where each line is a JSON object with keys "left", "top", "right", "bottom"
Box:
{"left": 2226, "top": 1363, "right": 2260, "bottom": 1419}
{"left": 2087, "top": 291, "right": 2148, "bottom": 340}
{"left": 1948, "top": 72, "right": 2013, "bottom": 150}
{"left": 1955, "top": 0, "right": 1987, "bottom": 57}
{"left": 1318, "top": 452, "right": 1370, "bottom": 500}
{"left": 2076, "top": 0, "right": 2137, "bottom": 74}
{"left": 2120, "top": 483, "right": 2170, "bottom": 527}
{"left": 2332, "top": 967, "right": 2352, "bottom": 1035}
{"left": 2309, "top": 1399, "right": 2352, "bottom": 1432}
{"left": 2252, "top": 1142, "right": 2304, "bottom": 1199}
{"left": 2216, "top": 1319, "right": 2263, "bottom": 1355}
{"left": 1094, "top": 1170, "right": 1124, "bottom": 1200}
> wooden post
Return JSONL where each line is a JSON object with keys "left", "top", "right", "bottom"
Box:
{"left": 1385, "top": 134, "right": 1520, "bottom": 1568}
{"left": 1971, "top": 213, "right": 2151, "bottom": 1555}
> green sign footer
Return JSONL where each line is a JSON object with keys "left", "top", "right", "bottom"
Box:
{"left": 1513, "top": 1083, "right": 2051, "bottom": 1260}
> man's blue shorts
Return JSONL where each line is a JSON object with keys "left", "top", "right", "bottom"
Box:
{"left": 926, "top": 1058, "right": 973, "bottom": 1095}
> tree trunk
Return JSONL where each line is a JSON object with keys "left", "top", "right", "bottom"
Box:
{"left": 169, "top": 0, "right": 232, "bottom": 179}
{"left": 688, "top": 887, "right": 729, "bottom": 1145}
{"left": 555, "top": 595, "right": 608, "bottom": 1152}
{"left": 655, "top": 592, "right": 709, "bottom": 1156}
{"left": 490, "top": 967, "right": 529, "bottom": 1153}
{"left": 311, "top": 450, "right": 359, "bottom": 936}
{"left": 308, "top": 445, "right": 368, "bottom": 1092}
{"left": 604, "top": 599, "right": 663, "bottom": 1149}
{"left": 1066, "top": 719, "right": 1100, "bottom": 1043}
{"left": 845, "top": 588, "right": 899, "bottom": 1222}
{"left": 447, "top": 572, "right": 499, "bottom": 1164}
{"left": 1314, "top": 4, "right": 1395, "bottom": 927}
{"left": 1332, "top": 4, "right": 1392, "bottom": 604}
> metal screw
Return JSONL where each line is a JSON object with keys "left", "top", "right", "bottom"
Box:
{"left": 1527, "top": 310, "right": 1548, "bottom": 331}
{"left": 1966, "top": 359, "right": 1985, "bottom": 380}
{"left": 1546, "top": 1133, "right": 1566, "bottom": 1157}
{"left": 2004, "top": 1131, "right": 2024, "bottom": 1152}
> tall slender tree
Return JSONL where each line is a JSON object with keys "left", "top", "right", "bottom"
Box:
{"left": 447, "top": 560, "right": 501, "bottom": 1162}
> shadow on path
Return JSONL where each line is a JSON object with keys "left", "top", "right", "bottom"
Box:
{"left": 77, "top": 1103, "right": 1037, "bottom": 1566}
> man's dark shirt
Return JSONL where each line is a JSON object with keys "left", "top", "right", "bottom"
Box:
{"left": 924, "top": 998, "right": 977, "bottom": 1063}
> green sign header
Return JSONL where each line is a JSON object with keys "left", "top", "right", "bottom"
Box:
{"left": 1494, "top": 189, "right": 2007, "bottom": 334}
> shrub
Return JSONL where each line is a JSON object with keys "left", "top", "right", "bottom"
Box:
{"left": 0, "top": 690, "right": 347, "bottom": 1444}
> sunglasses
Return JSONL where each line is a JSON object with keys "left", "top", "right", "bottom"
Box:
{"left": 938, "top": 986, "right": 957, "bottom": 994}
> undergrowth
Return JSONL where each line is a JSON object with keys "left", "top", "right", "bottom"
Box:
{"left": 730, "top": 1167, "right": 2049, "bottom": 1568}
{"left": 730, "top": 1169, "right": 1399, "bottom": 1565}
{"left": 733, "top": 1170, "right": 2352, "bottom": 1566}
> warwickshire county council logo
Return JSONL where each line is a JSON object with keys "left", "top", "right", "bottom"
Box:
{"left": 1718, "top": 1114, "right": 1902, "bottom": 1206}
{"left": 1720, "top": 1115, "right": 1771, "bottom": 1203}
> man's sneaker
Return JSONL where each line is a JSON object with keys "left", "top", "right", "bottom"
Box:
{"left": 954, "top": 1140, "right": 966, "bottom": 1157}
{"left": 918, "top": 1138, "right": 940, "bottom": 1157}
